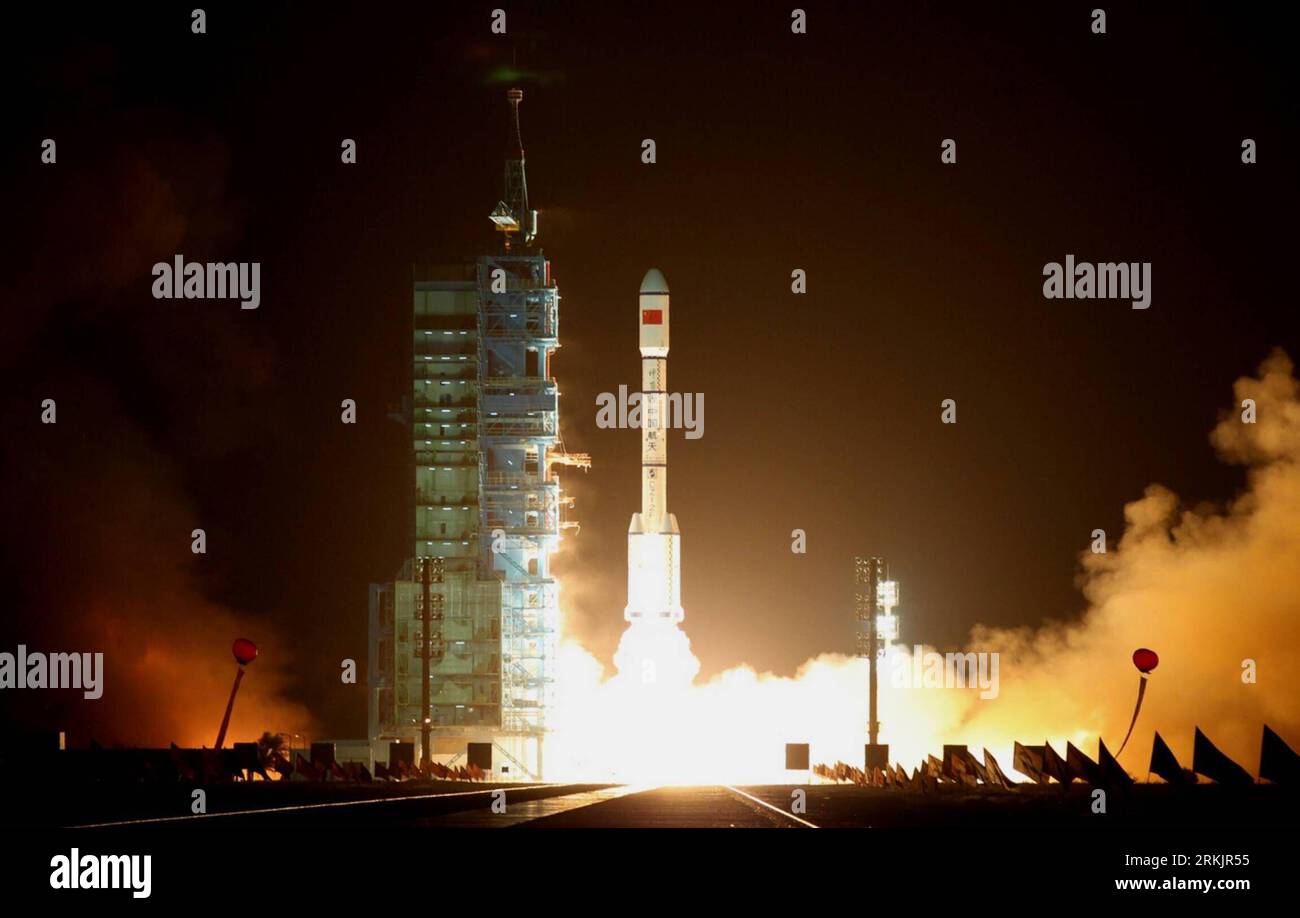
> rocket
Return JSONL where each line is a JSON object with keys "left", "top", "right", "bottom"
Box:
{"left": 625, "top": 268, "right": 684, "bottom": 623}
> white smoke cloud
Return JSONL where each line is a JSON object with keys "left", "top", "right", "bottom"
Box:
{"left": 550, "top": 350, "right": 1300, "bottom": 782}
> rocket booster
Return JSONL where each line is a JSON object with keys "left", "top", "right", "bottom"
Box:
{"left": 625, "top": 268, "right": 683, "bottom": 623}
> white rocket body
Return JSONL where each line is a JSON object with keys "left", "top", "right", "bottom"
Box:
{"left": 625, "top": 268, "right": 683, "bottom": 623}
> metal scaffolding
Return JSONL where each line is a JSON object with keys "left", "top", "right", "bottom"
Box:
{"left": 370, "top": 88, "right": 585, "bottom": 780}
{"left": 476, "top": 254, "right": 564, "bottom": 745}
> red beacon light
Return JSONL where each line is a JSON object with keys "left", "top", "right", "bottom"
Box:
{"left": 232, "top": 638, "right": 259, "bottom": 666}
{"left": 1132, "top": 648, "right": 1159, "bottom": 674}
{"left": 216, "top": 638, "right": 259, "bottom": 750}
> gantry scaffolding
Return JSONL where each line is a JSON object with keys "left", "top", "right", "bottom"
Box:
{"left": 369, "top": 89, "right": 586, "bottom": 779}
{"left": 476, "top": 254, "right": 562, "bottom": 738}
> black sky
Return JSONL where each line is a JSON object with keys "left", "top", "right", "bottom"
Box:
{"left": 3, "top": 3, "right": 1297, "bottom": 742}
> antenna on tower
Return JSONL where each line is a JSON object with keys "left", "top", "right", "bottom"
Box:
{"left": 488, "top": 88, "right": 537, "bottom": 250}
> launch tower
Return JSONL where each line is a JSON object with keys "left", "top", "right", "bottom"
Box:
{"left": 369, "top": 89, "right": 587, "bottom": 780}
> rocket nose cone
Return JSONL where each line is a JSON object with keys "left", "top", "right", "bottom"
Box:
{"left": 639, "top": 268, "right": 669, "bottom": 295}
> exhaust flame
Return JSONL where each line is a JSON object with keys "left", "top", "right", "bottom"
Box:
{"left": 548, "top": 350, "right": 1300, "bottom": 783}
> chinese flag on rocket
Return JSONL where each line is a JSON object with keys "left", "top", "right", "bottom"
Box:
{"left": 642, "top": 309, "right": 663, "bottom": 324}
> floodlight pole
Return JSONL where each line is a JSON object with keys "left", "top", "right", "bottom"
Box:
{"left": 420, "top": 558, "right": 432, "bottom": 771}
{"left": 866, "top": 560, "right": 880, "bottom": 745}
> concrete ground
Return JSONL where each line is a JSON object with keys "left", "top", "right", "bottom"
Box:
{"left": 39, "top": 781, "right": 1297, "bottom": 829}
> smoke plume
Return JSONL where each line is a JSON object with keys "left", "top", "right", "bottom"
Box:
{"left": 948, "top": 348, "right": 1300, "bottom": 770}
{"left": 0, "top": 128, "right": 313, "bottom": 748}
{"left": 552, "top": 350, "right": 1300, "bottom": 780}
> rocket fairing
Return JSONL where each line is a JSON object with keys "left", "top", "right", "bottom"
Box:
{"left": 625, "top": 268, "right": 684, "bottom": 623}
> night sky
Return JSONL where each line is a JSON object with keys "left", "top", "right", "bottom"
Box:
{"left": 3, "top": 3, "right": 1297, "bottom": 744}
